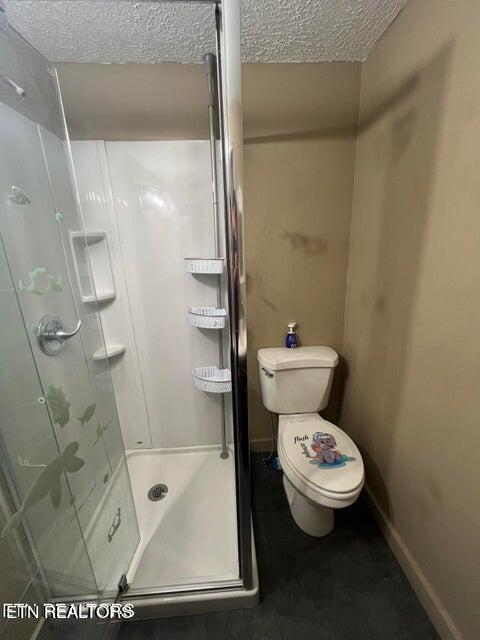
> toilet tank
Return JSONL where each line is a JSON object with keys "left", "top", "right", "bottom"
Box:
{"left": 257, "top": 346, "right": 338, "bottom": 414}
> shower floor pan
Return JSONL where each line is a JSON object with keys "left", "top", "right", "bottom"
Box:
{"left": 124, "top": 445, "right": 250, "bottom": 603}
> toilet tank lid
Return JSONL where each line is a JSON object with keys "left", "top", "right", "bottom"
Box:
{"left": 257, "top": 346, "right": 338, "bottom": 371}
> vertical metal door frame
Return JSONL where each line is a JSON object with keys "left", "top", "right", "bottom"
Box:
{"left": 216, "top": 0, "right": 253, "bottom": 589}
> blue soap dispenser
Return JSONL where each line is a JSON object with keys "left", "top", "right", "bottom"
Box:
{"left": 285, "top": 322, "right": 298, "bottom": 348}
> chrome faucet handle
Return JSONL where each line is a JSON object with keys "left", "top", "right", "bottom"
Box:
{"left": 37, "top": 314, "right": 82, "bottom": 356}
{"left": 55, "top": 319, "right": 82, "bottom": 340}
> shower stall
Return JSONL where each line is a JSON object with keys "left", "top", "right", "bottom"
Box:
{"left": 0, "top": 0, "right": 255, "bottom": 634}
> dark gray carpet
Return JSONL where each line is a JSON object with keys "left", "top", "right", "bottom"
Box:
{"left": 117, "top": 452, "right": 439, "bottom": 640}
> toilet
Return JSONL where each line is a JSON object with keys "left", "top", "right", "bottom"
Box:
{"left": 257, "top": 346, "right": 364, "bottom": 537}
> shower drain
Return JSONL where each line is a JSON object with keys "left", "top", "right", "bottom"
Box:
{"left": 148, "top": 483, "right": 168, "bottom": 502}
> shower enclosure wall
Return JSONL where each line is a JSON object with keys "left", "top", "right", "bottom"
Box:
{"left": 0, "top": 1, "right": 255, "bottom": 635}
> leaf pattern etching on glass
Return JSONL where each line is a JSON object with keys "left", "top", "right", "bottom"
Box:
{"left": 8, "top": 185, "right": 31, "bottom": 205}
{"left": 107, "top": 507, "right": 121, "bottom": 543}
{"left": 78, "top": 403, "right": 96, "bottom": 427}
{"left": 19, "top": 267, "right": 62, "bottom": 295}
{"left": 45, "top": 385, "right": 70, "bottom": 428}
{"left": 1, "top": 441, "right": 85, "bottom": 537}
{"left": 93, "top": 417, "right": 114, "bottom": 446}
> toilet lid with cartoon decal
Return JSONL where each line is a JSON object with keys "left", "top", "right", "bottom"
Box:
{"left": 279, "top": 413, "right": 364, "bottom": 497}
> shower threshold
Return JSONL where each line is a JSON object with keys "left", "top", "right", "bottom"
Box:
{"left": 121, "top": 538, "right": 258, "bottom": 619}
{"left": 122, "top": 445, "right": 258, "bottom": 616}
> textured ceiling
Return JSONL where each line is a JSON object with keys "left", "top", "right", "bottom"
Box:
{"left": 4, "top": 0, "right": 408, "bottom": 63}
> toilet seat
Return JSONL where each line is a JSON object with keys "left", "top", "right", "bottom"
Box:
{"left": 278, "top": 413, "right": 364, "bottom": 507}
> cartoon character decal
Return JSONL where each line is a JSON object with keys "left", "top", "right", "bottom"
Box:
{"left": 299, "top": 432, "right": 355, "bottom": 469}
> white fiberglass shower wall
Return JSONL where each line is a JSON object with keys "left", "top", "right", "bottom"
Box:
{"left": 68, "top": 138, "right": 238, "bottom": 591}
{"left": 69, "top": 140, "right": 233, "bottom": 451}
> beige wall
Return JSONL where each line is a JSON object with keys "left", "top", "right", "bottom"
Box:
{"left": 243, "top": 64, "right": 360, "bottom": 447}
{"left": 57, "top": 63, "right": 211, "bottom": 140}
{"left": 57, "top": 62, "right": 361, "bottom": 142}
{"left": 341, "top": 1, "right": 480, "bottom": 639}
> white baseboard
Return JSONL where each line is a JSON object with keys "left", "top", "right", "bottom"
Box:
{"left": 250, "top": 437, "right": 273, "bottom": 452}
{"left": 364, "top": 486, "right": 462, "bottom": 640}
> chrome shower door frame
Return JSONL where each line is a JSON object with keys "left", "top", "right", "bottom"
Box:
{"left": 216, "top": 0, "right": 253, "bottom": 592}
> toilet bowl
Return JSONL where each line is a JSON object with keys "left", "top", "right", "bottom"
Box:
{"left": 277, "top": 413, "right": 364, "bottom": 536}
{"left": 257, "top": 346, "right": 364, "bottom": 537}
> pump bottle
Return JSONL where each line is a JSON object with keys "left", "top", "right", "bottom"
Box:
{"left": 285, "top": 322, "right": 297, "bottom": 348}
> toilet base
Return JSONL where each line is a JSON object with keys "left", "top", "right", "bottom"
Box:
{"left": 283, "top": 475, "right": 334, "bottom": 537}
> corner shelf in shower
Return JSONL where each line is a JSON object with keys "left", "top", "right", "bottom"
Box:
{"left": 93, "top": 344, "right": 126, "bottom": 361}
{"left": 70, "top": 230, "right": 106, "bottom": 246}
{"left": 82, "top": 291, "right": 116, "bottom": 305}
{"left": 187, "top": 306, "right": 227, "bottom": 329}
{"left": 185, "top": 258, "right": 224, "bottom": 274}
{"left": 192, "top": 367, "right": 231, "bottom": 393}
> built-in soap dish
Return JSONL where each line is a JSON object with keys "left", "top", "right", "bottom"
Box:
{"left": 93, "top": 344, "right": 126, "bottom": 361}
{"left": 69, "top": 230, "right": 116, "bottom": 305}
{"left": 185, "top": 258, "right": 224, "bottom": 274}
{"left": 82, "top": 291, "right": 116, "bottom": 304}
{"left": 192, "top": 367, "right": 231, "bottom": 393}
{"left": 187, "top": 307, "right": 227, "bottom": 329}
{"left": 70, "top": 230, "right": 106, "bottom": 246}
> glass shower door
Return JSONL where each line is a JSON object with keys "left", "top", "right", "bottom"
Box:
{"left": 0, "top": 12, "right": 139, "bottom": 603}
{"left": 0, "top": 237, "right": 98, "bottom": 603}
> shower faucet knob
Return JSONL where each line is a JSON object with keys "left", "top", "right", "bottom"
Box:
{"left": 36, "top": 314, "right": 82, "bottom": 356}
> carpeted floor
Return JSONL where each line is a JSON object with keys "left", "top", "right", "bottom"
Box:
{"left": 115, "top": 452, "right": 439, "bottom": 640}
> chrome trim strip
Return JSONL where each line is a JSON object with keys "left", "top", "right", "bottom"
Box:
{"left": 124, "top": 578, "right": 244, "bottom": 600}
{"left": 203, "top": 51, "right": 229, "bottom": 460}
{"left": 216, "top": 0, "right": 253, "bottom": 589}
{"left": 58, "top": 579, "right": 244, "bottom": 604}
